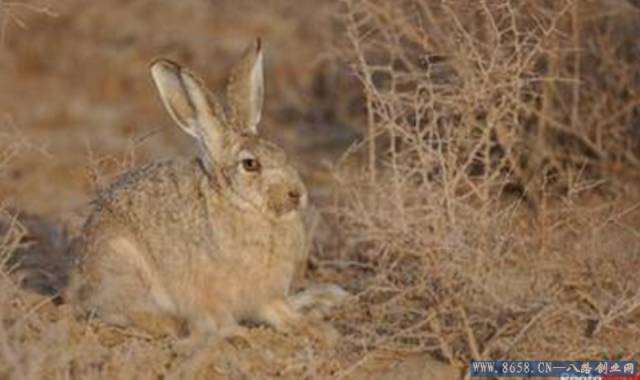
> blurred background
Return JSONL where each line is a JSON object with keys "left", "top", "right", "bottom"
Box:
{"left": 0, "top": 0, "right": 358, "bottom": 217}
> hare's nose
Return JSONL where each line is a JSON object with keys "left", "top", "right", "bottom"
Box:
{"left": 288, "top": 190, "right": 301, "bottom": 203}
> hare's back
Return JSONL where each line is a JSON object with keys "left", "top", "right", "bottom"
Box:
{"left": 85, "top": 158, "right": 211, "bottom": 240}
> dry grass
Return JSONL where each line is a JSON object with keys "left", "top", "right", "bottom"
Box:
{"left": 1, "top": 0, "right": 640, "bottom": 379}
{"left": 326, "top": 0, "right": 640, "bottom": 374}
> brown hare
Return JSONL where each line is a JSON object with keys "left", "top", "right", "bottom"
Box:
{"left": 65, "top": 39, "right": 346, "bottom": 340}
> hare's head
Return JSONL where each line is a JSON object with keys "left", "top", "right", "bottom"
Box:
{"left": 150, "top": 39, "right": 307, "bottom": 219}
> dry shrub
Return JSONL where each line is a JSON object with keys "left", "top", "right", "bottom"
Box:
{"left": 328, "top": 0, "right": 640, "bottom": 371}
{"left": 337, "top": 0, "right": 640, "bottom": 197}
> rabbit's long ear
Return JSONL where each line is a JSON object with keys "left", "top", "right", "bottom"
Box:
{"left": 150, "top": 59, "right": 226, "bottom": 165}
{"left": 226, "top": 38, "right": 264, "bottom": 134}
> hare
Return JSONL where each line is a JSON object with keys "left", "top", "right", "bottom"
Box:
{"left": 65, "top": 39, "right": 346, "bottom": 339}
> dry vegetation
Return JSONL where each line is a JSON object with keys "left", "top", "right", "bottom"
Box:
{"left": 328, "top": 0, "right": 640, "bottom": 371}
{"left": 1, "top": 0, "right": 639, "bottom": 379}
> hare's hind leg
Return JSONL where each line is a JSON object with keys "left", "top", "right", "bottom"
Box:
{"left": 70, "top": 235, "right": 182, "bottom": 337}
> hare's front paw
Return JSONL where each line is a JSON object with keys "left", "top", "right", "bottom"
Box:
{"left": 254, "top": 298, "right": 301, "bottom": 333}
{"left": 289, "top": 283, "right": 349, "bottom": 317}
{"left": 255, "top": 298, "right": 340, "bottom": 346}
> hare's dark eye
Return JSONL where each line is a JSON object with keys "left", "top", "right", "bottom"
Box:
{"left": 241, "top": 158, "right": 261, "bottom": 172}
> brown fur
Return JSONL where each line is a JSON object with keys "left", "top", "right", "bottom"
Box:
{"left": 65, "top": 40, "right": 345, "bottom": 339}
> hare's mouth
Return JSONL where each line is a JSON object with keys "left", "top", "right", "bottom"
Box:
{"left": 268, "top": 197, "right": 304, "bottom": 218}
{"left": 225, "top": 187, "right": 304, "bottom": 220}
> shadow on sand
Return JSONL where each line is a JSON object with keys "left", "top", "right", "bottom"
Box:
{"left": 0, "top": 209, "right": 75, "bottom": 303}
